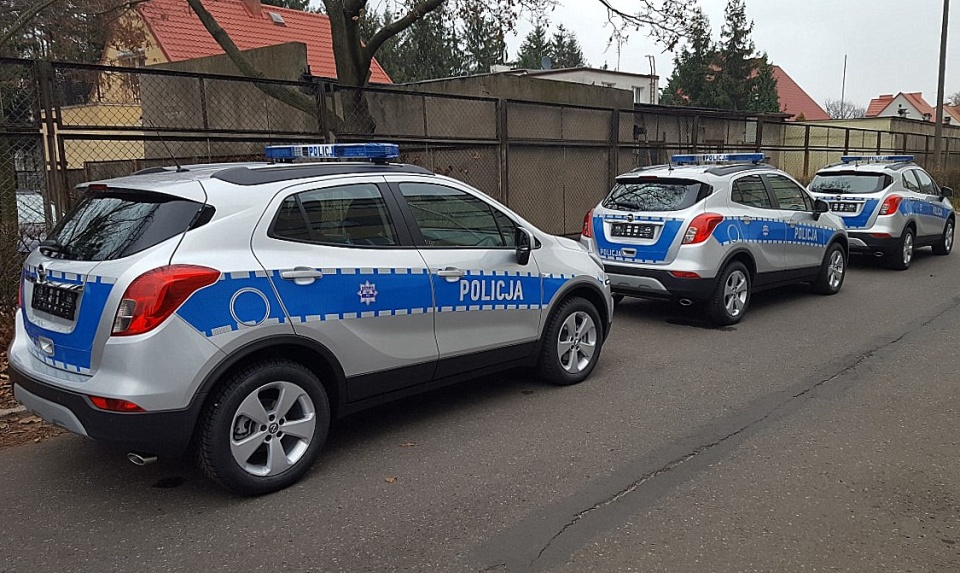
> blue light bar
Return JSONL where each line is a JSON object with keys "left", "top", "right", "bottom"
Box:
{"left": 840, "top": 155, "right": 914, "bottom": 164}
{"left": 672, "top": 153, "right": 767, "bottom": 165}
{"left": 264, "top": 143, "right": 401, "bottom": 161}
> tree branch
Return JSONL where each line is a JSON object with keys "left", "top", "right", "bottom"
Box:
{"left": 0, "top": 0, "right": 61, "bottom": 50}
{"left": 185, "top": 0, "right": 316, "bottom": 115}
{"left": 362, "top": 0, "right": 445, "bottom": 63}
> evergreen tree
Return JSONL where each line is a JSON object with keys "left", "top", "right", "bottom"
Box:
{"left": 713, "top": 0, "right": 755, "bottom": 111}
{"left": 463, "top": 11, "right": 507, "bottom": 74}
{"left": 747, "top": 55, "right": 779, "bottom": 113}
{"left": 516, "top": 23, "right": 551, "bottom": 69}
{"left": 549, "top": 25, "right": 587, "bottom": 68}
{"left": 659, "top": 8, "right": 714, "bottom": 107}
{"left": 394, "top": 3, "right": 465, "bottom": 82}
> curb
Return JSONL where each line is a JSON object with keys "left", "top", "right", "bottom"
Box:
{"left": 0, "top": 406, "right": 27, "bottom": 420}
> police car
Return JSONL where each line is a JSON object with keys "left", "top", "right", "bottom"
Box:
{"left": 808, "top": 155, "right": 955, "bottom": 269}
{"left": 581, "top": 153, "right": 848, "bottom": 325}
{"left": 8, "top": 143, "right": 613, "bottom": 495}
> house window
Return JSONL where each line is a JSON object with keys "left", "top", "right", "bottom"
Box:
{"left": 633, "top": 86, "right": 645, "bottom": 104}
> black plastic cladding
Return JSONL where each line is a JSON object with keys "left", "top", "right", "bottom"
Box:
{"left": 211, "top": 163, "right": 434, "bottom": 186}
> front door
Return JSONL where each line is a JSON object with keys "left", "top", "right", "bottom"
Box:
{"left": 389, "top": 178, "right": 543, "bottom": 378}
{"left": 727, "top": 174, "right": 786, "bottom": 284}
{"left": 765, "top": 174, "right": 826, "bottom": 272}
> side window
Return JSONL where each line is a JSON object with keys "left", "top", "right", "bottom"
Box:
{"left": 271, "top": 183, "right": 398, "bottom": 247}
{"left": 731, "top": 175, "right": 773, "bottom": 209}
{"left": 399, "top": 182, "right": 512, "bottom": 248}
{"left": 767, "top": 174, "right": 812, "bottom": 211}
{"left": 914, "top": 170, "right": 939, "bottom": 196}
{"left": 902, "top": 170, "right": 921, "bottom": 192}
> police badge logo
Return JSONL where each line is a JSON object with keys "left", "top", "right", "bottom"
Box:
{"left": 358, "top": 281, "right": 378, "bottom": 306}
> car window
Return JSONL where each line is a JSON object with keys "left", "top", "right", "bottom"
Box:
{"left": 399, "top": 182, "right": 512, "bottom": 248}
{"left": 46, "top": 189, "right": 206, "bottom": 261}
{"left": 914, "top": 169, "right": 939, "bottom": 196}
{"left": 767, "top": 174, "right": 812, "bottom": 211}
{"left": 602, "top": 178, "right": 710, "bottom": 212}
{"left": 809, "top": 173, "right": 891, "bottom": 194}
{"left": 730, "top": 175, "right": 773, "bottom": 209}
{"left": 272, "top": 183, "right": 399, "bottom": 247}
{"left": 902, "top": 170, "right": 922, "bottom": 192}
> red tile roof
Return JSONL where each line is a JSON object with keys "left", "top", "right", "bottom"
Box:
{"left": 139, "top": 0, "right": 391, "bottom": 83}
{"left": 771, "top": 66, "right": 829, "bottom": 121}
{"left": 866, "top": 94, "right": 894, "bottom": 117}
{"left": 946, "top": 105, "right": 960, "bottom": 123}
{"left": 866, "top": 92, "right": 937, "bottom": 119}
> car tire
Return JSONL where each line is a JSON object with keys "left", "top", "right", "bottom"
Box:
{"left": 812, "top": 243, "right": 846, "bottom": 295}
{"left": 887, "top": 227, "right": 915, "bottom": 270}
{"left": 537, "top": 296, "right": 603, "bottom": 386}
{"left": 197, "top": 360, "right": 330, "bottom": 496}
{"left": 706, "top": 261, "right": 750, "bottom": 325}
{"left": 932, "top": 218, "right": 955, "bottom": 256}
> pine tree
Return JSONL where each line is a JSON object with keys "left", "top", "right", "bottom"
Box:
{"left": 463, "top": 11, "right": 507, "bottom": 74}
{"left": 395, "top": 4, "right": 465, "bottom": 82}
{"left": 747, "top": 56, "right": 779, "bottom": 113}
{"left": 516, "top": 23, "right": 551, "bottom": 69}
{"left": 660, "top": 8, "right": 713, "bottom": 107}
{"left": 549, "top": 25, "right": 587, "bottom": 68}
{"left": 713, "top": 0, "right": 755, "bottom": 111}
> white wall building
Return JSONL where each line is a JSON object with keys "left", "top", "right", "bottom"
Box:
{"left": 504, "top": 67, "right": 660, "bottom": 105}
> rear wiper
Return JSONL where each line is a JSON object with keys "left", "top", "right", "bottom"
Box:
{"left": 38, "top": 239, "right": 70, "bottom": 257}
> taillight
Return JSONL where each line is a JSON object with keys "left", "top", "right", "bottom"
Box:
{"left": 89, "top": 395, "right": 145, "bottom": 412}
{"left": 670, "top": 271, "right": 702, "bottom": 279}
{"left": 682, "top": 213, "right": 724, "bottom": 245}
{"left": 582, "top": 209, "right": 594, "bottom": 237}
{"left": 112, "top": 265, "right": 220, "bottom": 336}
{"left": 879, "top": 195, "right": 903, "bottom": 215}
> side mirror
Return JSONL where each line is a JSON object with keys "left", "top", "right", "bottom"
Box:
{"left": 941, "top": 186, "right": 954, "bottom": 198}
{"left": 515, "top": 227, "right": 534, "bottom": 266}
{"left": 812, "top": 199, "right": 829, "bottom": 220}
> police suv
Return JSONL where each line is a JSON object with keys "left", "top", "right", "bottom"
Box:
{"left": 808, "top": 155, "right": 955, "bottom": 269}
{"left": 581, "top": 153, "right": 848, "bottom": 325}
{"left": 9, "top": 143, "right": 613, "bottom": 495}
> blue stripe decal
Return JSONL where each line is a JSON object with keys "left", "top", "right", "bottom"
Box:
{"left": 840, "top": 199, "right": 880, "bottom": 229}
{"left": 593, "top": 215, "right": 684, "bottom": 264}
{"left": 178, "top": 268, "right": 574, "bottom": 338}
{"left": 21, "top": 268, "right": 115, "bottom": 373}
{"left": 900, "top": 198, "right": 952, "bottom": 220}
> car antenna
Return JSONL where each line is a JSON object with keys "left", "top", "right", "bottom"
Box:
{"left": 140, "top": 115, "right": 186, "bottom": 172}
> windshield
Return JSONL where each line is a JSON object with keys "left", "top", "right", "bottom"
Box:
{"left": 602, "top": 179, "right": 711, "bottom": 212}
{"left": 809, "top": 173, "right": 891, "bottom": 195}
{"left": 45, "top": 189, "right": 206, "bottom": 261}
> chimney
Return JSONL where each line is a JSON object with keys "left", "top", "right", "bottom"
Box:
{"left": 241, "top": 0, "right": 262, "bottom": 16}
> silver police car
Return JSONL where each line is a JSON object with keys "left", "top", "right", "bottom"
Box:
{"left": 808, "top": 155, "right": 955, "bottom": 270}
{"left": 581, "top": 153, "right": 848, "bottom": 325}
{"left": 9, "top": 143, "right": 613, "bottom": 495}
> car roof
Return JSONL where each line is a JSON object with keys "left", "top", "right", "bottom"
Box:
{"left": 816, "top": 161, "right": 916, "bottom": 175}
{"left": 616, "top": 162, "right": 777, "bottom": 183}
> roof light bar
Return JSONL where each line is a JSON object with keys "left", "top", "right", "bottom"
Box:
{"left": 840, "top": 155, "right": 914, "bottom": 164}
{"left": 264, "top": 143, "right": 401, "bottom": 162}
{"left": 672, "top": 153, "right": 767, "bottom": 165}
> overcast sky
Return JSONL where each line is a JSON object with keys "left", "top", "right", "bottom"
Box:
{"left": 505, "top": 0, "right": 959, "bottom": 110}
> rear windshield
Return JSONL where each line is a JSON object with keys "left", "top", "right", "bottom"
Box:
{"left": 603, "top": 179, "right": 712, "bottom": 212}
{"left": 45, "top": 189, "right": 207, "bottom": 261}
{"left": 809, "top": 173, "right": 892, "bottom": 195}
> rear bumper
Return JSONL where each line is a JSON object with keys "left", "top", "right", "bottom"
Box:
{"left": 605, "top": 264, "right": 716, "bottom": 301}
{"left": 10, "top": 362, "right": 201, "bottom": 456}
{"left": 848, "top": 232, "right": 901, "bottom": 253}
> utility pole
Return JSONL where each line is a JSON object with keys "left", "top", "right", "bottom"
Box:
{"left": 934, "top": 0, "right": 950, "bottom": 170}
{"left": 840, "top": 55, "right": 848, "bottom": 119}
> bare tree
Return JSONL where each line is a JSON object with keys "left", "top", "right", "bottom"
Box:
{"left": 824, "top": 98, "right": 866, "bottom": 120}
{"left": 947, "top": 90, "right": 960, "bottom": 107}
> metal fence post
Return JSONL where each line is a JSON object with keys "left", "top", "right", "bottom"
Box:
{"left": 497, "top": 99, "right": 508, "bottom": 207}
{"left": 35, "top": 60, "right": 68, "bottom": 222}
{"left": 802, "top": 125, "right": 811, "bottom": 181}
{"left": 609, "top": 109, "right": 620, "bottom": 190}
{"left": 755, "top": 119, "right": 764, "bottom": 153}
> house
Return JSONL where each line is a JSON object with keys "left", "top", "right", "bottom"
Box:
{"left": 105, "top": 0, "right": 391, "bottom": 83}
{"left": 496, "top": 67, "right": 660, "bottom": 105}
{"left": 771, "top": 65, "right": 829, "bottom": 121}
{"left": 866, "top": 92, "right": 960, "bottom": 124}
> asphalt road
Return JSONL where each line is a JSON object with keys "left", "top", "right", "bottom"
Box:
{"left": 2, "top": 249, "right": 960, "bottom": 573}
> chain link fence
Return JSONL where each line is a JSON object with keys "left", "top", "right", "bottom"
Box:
{"left": 3, "top": 55, "right": 960, "bottom": 312}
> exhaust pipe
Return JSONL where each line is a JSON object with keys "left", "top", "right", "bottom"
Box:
{"left": 678, "top": 298, "right": 694, "bottom": 307}
{"left": 128, "top": 452, "right": 158, "bottom": 466}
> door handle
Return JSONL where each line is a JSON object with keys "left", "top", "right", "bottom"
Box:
{"left": 437, "top": 267, "right": 465, "bottom": 282}
{"left": 740, "top": 216, "right": 753, "bottom": 223}
{"left": 280, "top": 267, "right": 323, "bottom": 285}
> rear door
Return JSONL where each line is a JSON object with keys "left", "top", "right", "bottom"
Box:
{"left": 592, "top": 177, "right": 706, "bottom": 266}
{"left": 727, "top": 174, "right": 785, "bottom": 281}
{"left": 21, "top": 185, "right": 208, "bottom": 375}
{"left": 388, "top": 177, "right": 543, "bottom": 378}
{"left": 251, "top": 177, "right": 438, "bottom": 402}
